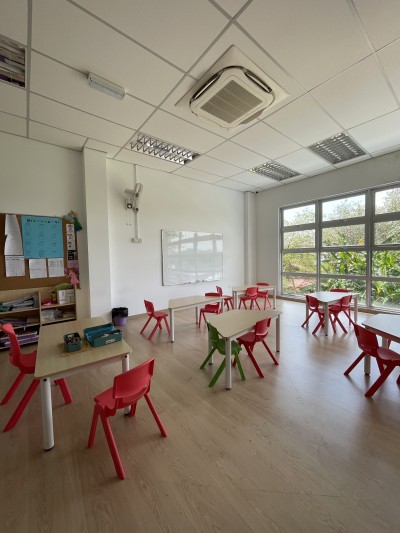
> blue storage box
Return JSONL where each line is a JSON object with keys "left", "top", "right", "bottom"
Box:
{"left": 83, "top": 323, "right": 122, "bottom": 347}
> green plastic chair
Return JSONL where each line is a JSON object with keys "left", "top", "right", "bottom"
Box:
{"left": 200, "top": 322, "right": 245, "bottom": 387}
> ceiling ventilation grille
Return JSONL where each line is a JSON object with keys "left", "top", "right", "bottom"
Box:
{"left": 308, "top": 133, "right": 366, "bottom": 164}
{"left": 250, "top": 162, "right": 299, "bottom": 181}
{"left": 0, "top": 35, "right": 25, "bottom": 87}
{"left": 128, "top": 132, "right": 199, "bottom": 165}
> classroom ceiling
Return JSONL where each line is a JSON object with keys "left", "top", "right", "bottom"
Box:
{"left": 1, "top": 0, "right": 400, "bottom": 193}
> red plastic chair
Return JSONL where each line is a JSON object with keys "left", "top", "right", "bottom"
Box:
{"left": 302, "top": 295, "right": 335, "bottom": 334}
{"left": 329, "top": 289, "right": 354, "bottom": 327}
{"left": 237, "top": 317, "right": 278, "bottom": 377}
{"left": 329, "top": 294, "right": 353, "bottom": 333}
{"left": 0, "top": 323, "right": 72, "bottom": 432}
{"left": 365, "top": 346, "right": 400, "bottom": 397}
{"left": 344, "top": 324, "right": 384, "bottom": 379}
{"left": 140, "top": 300, "right": 170, "bottom": 341}
{"left": 88, "top": 357, "right": 167, "bottom": 480}
{"left": 216, "top": 286, "right": 233, "bottom": 310}
{"left": 256, "top": 282, "right": 272, "bottom": 309}
{"left": 238, "top": 287, "right": 260, "bottom": 310}
{"left": 198, "top": 298, "right": 221, "bottom": 328}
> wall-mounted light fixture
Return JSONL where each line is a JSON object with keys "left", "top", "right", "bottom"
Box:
{"left": 87, "top": 72, "right": 125, "bottom": 100}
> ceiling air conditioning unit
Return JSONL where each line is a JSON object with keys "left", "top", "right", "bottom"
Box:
{"left": 176, "top": 46, "right": 288, "bottom": 129}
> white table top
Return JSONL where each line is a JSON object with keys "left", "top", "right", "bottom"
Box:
{"left": 307, "top": 291, "right": 356, "bottom": 303}
{"left": 232, "top": 285, "right": 275, "bottom": 292}
{"left": 208, "top": 309, "right": 281, "bottom": 339}
{"left": 35, "top": 316, "right": 132, "bottom": 379}
{"left": 363, "top": 313, "right": 400, "bottom": 343}
{"left": 168, "top": 294, "right": 222, "bottom": 310}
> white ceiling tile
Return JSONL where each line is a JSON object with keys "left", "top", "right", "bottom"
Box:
{"left": 265, "top": 94, "right": 342, "bottom": 146}
{"left": 173, "top": 167, "right": 222, "bottom": 184}
{"left": 216, "top": 179, "right": 256, "bottom": 192}
{"left": 0, "top": 0, "right": 28, "bottom": 44}
{"left": 231, "top": 171, "right": 277, "bottom": 187}
{"left": 73, "top": 0, "right": 228, "bottom": 71}
{"left": 353, "top": 0, "right": 400, "bottom": 50}
{"left": 143, "top": 110, "right": 225, "bottom": 153}
{"left": 0, "top": 112, "right": 26, "bottom": 136}
{"left": 206, "top": 141, "right": 266, "bottom": 169}
{"left": 29, "top": 122, "right": 86, "bottom": 150}
{"left": 30, "top": 53, "right": 155, "bottom": 130}
{"left": 232, "top": 121, "right": 300, "bottom": 159}
{"left": 237, "top": 0, "right": 371, "bottom": 90}
{"left": 30, "top": 95, "right": 134, "bottom": 146}
{"left": 32, "top": 0, "right": 183, "bottom": 106}
{"left": 379, "top": 40, "right": 400, "bottom": 102}
{"left": 275, "top": 149, "right": 332, "bottom": 175}
{"left": 349, "top": 110, "right": 400, "bottom": 154}
{"left": 0, "top": 82, "right": 26, "bottom": 117}
{"left": 186, "top": 155, "right": 242, "bottom": 178}
{"left": 114, "top": 149, "right": 181, "bottom": 172}
{"left": 214, "top": 0, "right": 248, "bottom": 18}
{"left": 85, "top": 140, "right": 121, "bottom": 158}
{"left": 311, "top": 55, "right": 399, "bottom": 129}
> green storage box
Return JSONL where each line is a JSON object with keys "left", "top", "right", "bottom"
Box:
{"left": 83, "top": 323, "right": 122, "bottom": 347}
{"left": 63, "top": 332, "right": 82, "bottom": 352}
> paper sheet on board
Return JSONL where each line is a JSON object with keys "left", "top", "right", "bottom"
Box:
{"left": 4, "top": 214, "right": 23, "bottom": 256}
{"left": 29, "top": 258, "right": 47, "bottom": 279}
{"left": 5, "top": 256, "right": 25, "bottom": 277}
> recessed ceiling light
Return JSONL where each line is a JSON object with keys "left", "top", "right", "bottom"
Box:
{"left": 308, "top": 132, "right": 366, "bottom": 164}
{"left": 250, "top": 161, "right": 299, "bottom": 181}
{"left": 128, "top": 132, "right": 200, "bottom": 165}
{"left": 0, "top": 34, "right": 25, "bottom": 87}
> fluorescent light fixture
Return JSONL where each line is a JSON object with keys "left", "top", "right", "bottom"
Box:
{"left": 0, "top": 34, "right": 25, "bottom": 87}
{"left": 250, "top": 161, "right": 299, "bottom": 181}
{"left": 87, "top": 72, "right": 125, "bottom": 100}
{"left": 128, "top": 132, "right": 200, "bottom": 165}
{"left": 308, "top": 133, "right": 366, "bottom": 164}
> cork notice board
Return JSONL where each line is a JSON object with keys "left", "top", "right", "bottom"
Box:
{"left": 0, "top": 213, "right": 76, "bottom": 291}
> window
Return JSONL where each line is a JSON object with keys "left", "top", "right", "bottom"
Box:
{"left": 280, "top": 184, "right": 400, "bottom": 310}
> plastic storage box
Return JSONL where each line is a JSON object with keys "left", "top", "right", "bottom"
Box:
{"left": 83, "top": 323, "right": 122, "bottom": 347}
{"left": 63, "top": 332, "right": 82, "bottom": 352}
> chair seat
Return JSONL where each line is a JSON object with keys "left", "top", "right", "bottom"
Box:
{"left": 153, "top": 310, "right": 168, "bottom": 319}
{"left": 15, "top": 351, "right": 37, "bottom": 374}
{"left": 377, "top": 347, "right": 400, "bottom": 362}
{"left": 237, "top": 331, "right": 255, "bottom": 344}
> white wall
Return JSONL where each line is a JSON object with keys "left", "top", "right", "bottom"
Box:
{"left": 256, "top": 150, "right": 400, "bottom": 289}
{"left": 0, "top": 133, "right": 90, "bottom": 317}
{"left": 106, "top": 160, "right": 245, "bottom": 315}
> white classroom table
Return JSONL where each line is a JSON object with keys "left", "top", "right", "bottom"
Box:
{"left": 305, "top": 291, "right": 358, "bottom": 335}
{"left": 232, "top": 285, "right": 276, "bottom": 309}
{"left": 362, "top": 313, "right": 400, "bottom": 374}
{"left": 208, "top": 309, "right": 282, "bottom": 389}
{"left": 35, "top": 316, "right": 131, "bottom": 451}
{"left": 168, "top": 294, "right": 224, "bottom": 342}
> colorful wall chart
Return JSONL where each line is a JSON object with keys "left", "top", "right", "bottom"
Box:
{"left": 21, "top": 216, "right": 63, "bottom": 259}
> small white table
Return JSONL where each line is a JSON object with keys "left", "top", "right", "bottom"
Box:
{"left": 35, "top": 317, "right": 132, "bottom": 451}
{"left": 208, "top": 309, "right": 282, "bottom": 389}
{"left": 306, "top": 291, "right": 358, "bottom": 335}
{"left": 168, "top": 295, "right": 224, "bottom": 342}
{"left": 362, "top": 313, "right": 400, "bottom": 374}
{"left": 232, "top": 285, "right": 276, "bottom": 309}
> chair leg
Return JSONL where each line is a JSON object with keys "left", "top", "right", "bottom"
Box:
{"left": 312, "top": 318, "right": 323, "bottom": 335}
{"left": 148, "top": 319, "right": 161, "bottom": 340}
{"left": 128, "top": 402, "right": 137, "bottom": 417}
{"left": 3, "top": 379, "right": 40, "bottom": 432}
{"left": 333, "top": 314, "right": 347, "bottom": 333}
{"left": 261, "top": 341, "right": 279, "bottom": 365}
{"left": 54, "top": 378, "right": 73, "bottom": 404}
{"left": 100, "top": 413, "right": 125, "bottom": 480}
{"left": 144, "top": 394, "right": 167, "bottom": 437}
{"left": 88, "top": 405, "right": 100, "bottom": 447}
{"left": 140, "top": 316, "right": 152, "bottom": 334}
{"left": 243, "top": 345, "right": 264, "bottom": 378}
{"left": 200, "top": 347, "right": 216, "bottom": 369}
{"left": 198, "top": 310, "right": 204, "bottom": 328}
{"left": 163, "top": 317, "right": 171, "bottom": 335}
{"left": 255, "top": 300, "right": 260, "bottom": 310}
{"left": 0, "top": 372, "right": 25, "bottom": 405}
{"left": 208, "top": 359, "right": 226, "bottom": 387}
{"left": 301, "top": 311, "right": 314, "bottom": 328}
{"left": 344, "top": 352, "right": 365, "bottom": 375}
{"left": 365, "top": 364, "right": 395, "bottom": 398}
{"left": 233, "top": 354, "right": 246, "bottom": 381}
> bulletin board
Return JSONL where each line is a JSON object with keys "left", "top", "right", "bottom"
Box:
{"left": 0, "top": 213, "right": 78, "bottom": 291}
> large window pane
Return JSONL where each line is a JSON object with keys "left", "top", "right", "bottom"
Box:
{"left": 372, "top": 251, "right": 400, "bottom": 277}
{"left": 282, "top": 276, "right": 316, "bottom": 295}
{"left": 283, "top": 204, "right": 315, "bottom": 226}
{"left": 322, "top": 225, "right": 364, "bottom": 247}
{"left": 282, "top": 253, "right": 317, "bottom": 273}
{"left": 375, "top": 187, "right": 400, "bottom": 215}
{"left": 372, "top": 281, "right": 400, "bottom": 309}
{"left": 374, "top": 220, "right": 400, "bottom": 245}
{"left": 321, "top": 251, "right": 366, "bottom": 275}
{"left": 284, "top": 229, "right": 315, "bottom": 249}
{"left": 320, "top": 278, "right": 366, "bottom": 305}
{"left": 322, "top": 194, "right": 365, "bottom": 221}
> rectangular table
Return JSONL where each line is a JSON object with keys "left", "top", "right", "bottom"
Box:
{"left": 362, "top": 313, "right": 400, "bottom": 374}
{"left": 35, "top": 316, "right": 132, "bottom": 450}
{"left": 208, "top": 309, "right": 282, "bottom": 389}
{"left": 168, "top": 295, "right": 224, "bottom": 342}
{"left": 232, "top": 285, "right": 276, "bottom": 309}
{"left": 305, "top": 291, "right": 358, "bottom": 335}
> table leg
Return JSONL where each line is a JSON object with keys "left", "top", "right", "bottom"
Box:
{"left": 169, "top": 309, "right": 174, "bottom": 342}
{"left": 40, "top": 378, "right": 54, "bottom": 451}
{"left": 122, "top": 354, "right": 131, "bottom": 414}
{"left": 276, "top": 315, "right": 280, "bottom": 352}
{"left": 305, "top": 299, "right": 309, "bottom": 327}
{"left": 364, "top": 355, "right": 371, "bottom": 375}
{"left": 225, "top": 337, "right": 232, "bottom": 390}
{"left": 195, "top": 306, "right": 199, "bottom": 324}
{"left": 353, "top": 295, "right": 358, "bottom": 323}
{"left": 233, "top": 291, "right": 238, "bottom": 309}
{"left": 324, "top": 302, "right": 329, "bottom": 336}
{"left": 273, "top": 288, "right": 276, "bottom": 309}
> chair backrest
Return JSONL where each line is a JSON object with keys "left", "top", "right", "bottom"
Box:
{"left": 203, "top": 302, "right": 220, "bottom": 312}
{"left": 215, "top": 286, "right": 223, "bottom": 296}
{"left": 113, "top": 357, "right": 155, "bottom": 409}
{"left": 254, "top": 317, "right": 272, "bottom": 340}
{"left": 1, "top": 323, "right": 22, "bottom": 367}
{"left": 306, "top": 294, "right": 320, "bottom": 311}
{"left": 207, "top": 322, "right": 220, "bottom": 348}
{"left": 353, "top": 324, "right": 379, "bottom": 353}
{"left": 205, "top": 292, "right": 220, "bottom": 297}
{"left": 257, "top": 282, "right": 269, "bottom": 286}
{"left": 340, "top": 294, "right": 352, "bottom": 308}
{"left": 246, "top": 287, "right": 258, "bottom": 297}
{"left": 144, "top": 300, "right": 155, "bottom": 316}
{"left": 330, "top": 288, "right": 350, "bottom": 292}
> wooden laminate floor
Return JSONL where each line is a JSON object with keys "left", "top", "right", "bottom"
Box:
{"left": 1, "top": 300, "right": 400, "bottom": 533}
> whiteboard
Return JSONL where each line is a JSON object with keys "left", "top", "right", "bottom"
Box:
{"left": 161, "top": 230, "right": 223, "bottom": 286}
